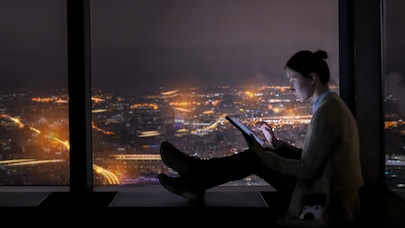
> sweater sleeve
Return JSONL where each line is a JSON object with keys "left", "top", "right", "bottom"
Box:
{"left": 273, "top": 140, "right": 302, "bottom": 160}
{"left": 255, "top": 103, "right": 340, "bottom": 180}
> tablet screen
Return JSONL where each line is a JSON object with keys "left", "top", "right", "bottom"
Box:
{"left": 225, "top": 116, "right": 265, "bottom": 146}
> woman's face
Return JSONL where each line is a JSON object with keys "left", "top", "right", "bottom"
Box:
{"left": 286, "top": 67, "right": 315, "bottom": 102}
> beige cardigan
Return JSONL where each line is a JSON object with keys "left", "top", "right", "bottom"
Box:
{"left": 257, "top": 92, "right": 364, "bottom": 227}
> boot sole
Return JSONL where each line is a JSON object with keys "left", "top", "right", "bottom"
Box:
{"left": 158, "top": 173, "right": 204, "bottom": 204}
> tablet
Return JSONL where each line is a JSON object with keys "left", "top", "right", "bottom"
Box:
{"left": 225, "top": 116, "right": 265, "bottom": 146}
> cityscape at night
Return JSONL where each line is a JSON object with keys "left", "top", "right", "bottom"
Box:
{"left": 0, "top": 83, "right": 404, "bottom": 192}
{"left": 0, "top": 84, "right": 317, "bottom": 186}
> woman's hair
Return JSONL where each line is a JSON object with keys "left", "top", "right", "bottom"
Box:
{"left": 284, "top": 50, "right": 330, "bottom": 84}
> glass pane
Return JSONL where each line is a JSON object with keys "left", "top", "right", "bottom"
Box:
{"left": 0, "top": 0, "right": 69, "bottom": 185}
{"left": 383, "top": 0, "right": 405, "bottom": 200}
{"left": 90, "top": 0, "right": 339, "bottom": 187}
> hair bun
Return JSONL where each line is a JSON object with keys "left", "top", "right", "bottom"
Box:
{"left": 314, "top": 50, "right": 328, "bottom": 60}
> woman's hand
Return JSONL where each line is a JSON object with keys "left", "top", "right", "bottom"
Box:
{"left": 242, "top": 132, "right": 266, "bottom": 156}
{"left": 255, "top": 122, "right": 279, "bottom": 145}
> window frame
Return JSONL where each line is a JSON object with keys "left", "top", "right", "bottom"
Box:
{"left": 63, "top": 0, "right": 388, "bottom": 197}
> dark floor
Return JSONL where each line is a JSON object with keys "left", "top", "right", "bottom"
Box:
{"left": 0, "top": 185, "right": 273, "bottom": 207}
{"left": 0, "top": 185, "right": 404, "bottom": 227}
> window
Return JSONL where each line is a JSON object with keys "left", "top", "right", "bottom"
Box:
{"left": 382, "top": 0, "right": 405, "bottom": 200}
{"left": 0, "top": 0, "right": 339, "bottom": 188}
{"left": 89, "top": 0, "right": 339, "bottom": 187}
{"left": 0, "top": 0, "right": 68, "bottom": 185}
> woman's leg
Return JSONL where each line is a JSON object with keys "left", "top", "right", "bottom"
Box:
{"left": 187, "top": 147, "right": 296, "bottom": 213}
{"left": 160, "top": 141, "right": 296, "bottom": 196}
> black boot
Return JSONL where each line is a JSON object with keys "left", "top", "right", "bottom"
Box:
{"left": 160, "top": 141, "right": 200, "bottom": 176}
{"left": 158, "top": 173, "right": 205, "bottom": 204}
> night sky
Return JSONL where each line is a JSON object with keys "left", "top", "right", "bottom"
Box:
{"left": 89, "top": 0, "right": 339, "bottom": 92}
{"left": 2, "top": 0, "right": 402, "bottom": 96}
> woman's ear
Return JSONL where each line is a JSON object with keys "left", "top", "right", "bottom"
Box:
{"left": 309, "top": 73, "right": 317, "bottom": 83}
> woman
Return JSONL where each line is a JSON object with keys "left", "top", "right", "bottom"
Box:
{"left": 158, "top": 49, "right": 364, "bottom": 227}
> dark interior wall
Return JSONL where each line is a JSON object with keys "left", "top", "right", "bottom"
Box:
{"left": 353, "top": 0, "right": 384, "bottom": 187}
